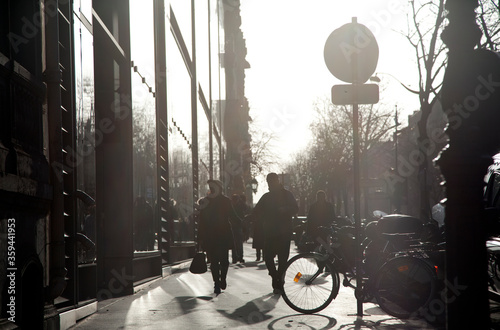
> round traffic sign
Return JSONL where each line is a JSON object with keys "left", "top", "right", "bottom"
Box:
{"left": 324, "top": 20, "right": 379, "bottom": 84}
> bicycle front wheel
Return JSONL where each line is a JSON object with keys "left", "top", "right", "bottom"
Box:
{"left": 281, "top": 252, "right": 339, "bottom": 314}
{"left": 374, "top": 255, "right": 437, "bottom": 319}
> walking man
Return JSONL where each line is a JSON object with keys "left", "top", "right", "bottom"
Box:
{"left": 253, "top": 173, "right": 298, "bottom": 294}
{"left": 306, "top": 190, "right": 336, "bottom": 242}
{"left": 198, "top": 179, "right": 241, "bottom": 294}
{"left": 230, "top": 194, "right": 249, "bottom": 263}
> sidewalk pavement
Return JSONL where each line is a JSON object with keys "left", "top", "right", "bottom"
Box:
{"left": 70, "top": 241, "right": 447, "bottom": 329}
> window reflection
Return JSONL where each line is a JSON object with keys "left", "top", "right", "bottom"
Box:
{"left": 74, "top": 0, "right": 92, "bottom": 23}
{"left": 131, "top": 79, "right": 157, "bottom": 251}
{"left": 131, "top": 0, "right": 158, "bottom": 251}
{"left": 74, "top": 12, "right": 96, "bottom": 264}
{"left": 167, "top": 0, "right": 192, "bottom": 58}
{"left": 167, "top": 22, "right": 194, "bottom": 244}
{"left": 213, "top": 133, "right": 221, "bottom": 180}
{"left": 198, "top": 97, "right": 210, "bottom": 193}
{"left": 196, "top": 0, "right": 209, "bottom": 94}
{"left": 210, "top": 0, "right": 224, "bottom": 181}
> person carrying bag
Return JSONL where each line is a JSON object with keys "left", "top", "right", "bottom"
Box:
{"left": 189, "top": 251, "right": 207, "bottom": 274}
{"left": 197, "top": 180, "right": 241, "bottom": 294}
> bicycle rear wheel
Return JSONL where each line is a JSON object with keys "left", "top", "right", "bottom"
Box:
{"left": 281, "top": 252, "right": 339, "bottom": 314}
{"left": 374, "top": 255, "right": 437, "bottom": 319}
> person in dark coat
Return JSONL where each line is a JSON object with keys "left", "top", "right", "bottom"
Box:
{"left": 231, "top": 194, "right": 249, "bottom": 263}
{"left": 306, "top": 190, "right": 336, "bottom": 242}
{"left": 198, "top": 179, "right": 241, "bottom": 294}
{"left": 250, "top": 213, "right": 265, "bottom": 261}
{"left": 133, "top": 196, "right": 154, "bottom": 251}
{"left": 252, "top": 173, "right": 299, "bottom": 294}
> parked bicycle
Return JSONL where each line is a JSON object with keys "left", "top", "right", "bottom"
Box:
{"left": 280, "top": 215, "right": 445, "bottom": 320}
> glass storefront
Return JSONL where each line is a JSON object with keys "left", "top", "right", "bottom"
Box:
{"left": 0, "top": 1, "right": 250, "bottom": 326}
{"left": 130, "top": 0, "right": 158, "bottom": 252}
{"left": 198, "top": 96, "right": 211, "bottom": 196}
{"left": 67, "top": 0, "right": 230, "bottom": 271}
{"left": 168, "top": 0, "right": 192, "bottom": 58}
{"left": 52, "top": 0, "right": 233, "bottom": 313}
{"left": 196, "top": 0, "right": 212, "bottom": 193}
{"left": 210, "top": 0, "right": 224, "bottom": 180}
{"left": 166, "top": 13, "right": 195, "bottom": 243}
{"left": 74, "top": 0, "right": 96, "bottom": 266}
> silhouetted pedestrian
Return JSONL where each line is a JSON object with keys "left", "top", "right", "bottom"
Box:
{"left": 249, "top": 212, "right": 265, "bottom": 261}
{"left": 306, "top": 190, "right": 336, "bottom": 242}
{"left": 133, "top": 196, "right": 154, "bottom": 251}
{"left": 231, "top": 194, "right": 249, "bottom": 263}
{"left": 252, "top": 173, "right": 298, "bottom": 294}
{"left": 239, "top": 194, "right": 251, "bottom": 242}
{"left": 198, "top": 180, "right": 241, "bottom": 294}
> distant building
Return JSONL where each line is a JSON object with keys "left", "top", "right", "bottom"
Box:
{"left": 363, "top": 104, "right": 447, "bottom": 219}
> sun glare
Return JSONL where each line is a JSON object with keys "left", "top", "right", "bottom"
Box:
{"left": 241, "top": 0, "right": 420, "bottom": 177}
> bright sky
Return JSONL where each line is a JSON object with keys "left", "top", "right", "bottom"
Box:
{"left": 240, "top": 0, "right": 422, "bottom": 166}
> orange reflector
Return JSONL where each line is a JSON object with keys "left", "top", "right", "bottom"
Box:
{"left": 398, "top": 265, "right": 409, "bottom": 272}
{"left": 294, "top": 272, "right": 302, "bottom": 282}
{"left": 434, "top": 265, "right": 438, "bottom": 274}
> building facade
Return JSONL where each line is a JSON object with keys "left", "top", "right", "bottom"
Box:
{"left": 0, "top": 0, "right": 251, "bottom": 329}
{"left": 363, "top": 106, "right": 447, "bottom": 220}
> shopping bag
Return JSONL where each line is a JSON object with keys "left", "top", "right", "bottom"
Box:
{"left": 189, "top": 251, "right": 207, "bottom": 274}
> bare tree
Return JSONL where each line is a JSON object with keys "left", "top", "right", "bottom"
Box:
{"left": 403, "top": 0, "right": 499, "bottom": 219}
{"left": 283, "top": 151, "right": 314, "bottom": 215}
{"left": 477, "top": 0, "right": 500, "bottom": 50}
{"left": 285, "top": 96, "right": 394, "bottom": 217}
{"left": 132, "top": 101, "right": 157, "bottom": 200}
{"left": 248, "top": 121, "right": 279, "bottom": 180}
{"left": 403, "top": 0, "right": 447, "bottom": 219}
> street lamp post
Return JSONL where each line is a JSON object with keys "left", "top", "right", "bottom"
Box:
{"left": 251, "top": 178, "right": 258, "bottom": 194}
{"left": 369, "top": 72, "right": 408, "bottom": 89}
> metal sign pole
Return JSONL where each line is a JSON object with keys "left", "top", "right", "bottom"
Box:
{"left": 350, "top": 17, "right": 363, "bottom": 318}
{"left": 324, "top": 16, "right": 379, "bottom": 320}
{"left": 353, "top": 101, "right": 363, "bottom": 317}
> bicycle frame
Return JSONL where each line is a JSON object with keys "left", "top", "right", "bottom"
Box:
{"left": 282, "top": 222, "right": 445, "bottom": 318}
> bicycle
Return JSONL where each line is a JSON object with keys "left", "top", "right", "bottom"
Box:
{"left": 280, "top": 223, "right": 443, "bottom": 319}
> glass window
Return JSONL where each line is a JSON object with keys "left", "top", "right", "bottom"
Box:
{"left": 198, "top": 97, "right": 210, "bottom": 193}
{"left": 167, "top": 0, "right": 192, "bottom": 58}
{"left": 74, "top": 0, "right": 92, "bottom": 23}
{"left": 219, "top": 139, "right": 227, "bottom": 182}
{"left": 5, "top": 1, "right": 41, "bottom": 74}
{"left": 81, "top": 0, "right": 92, "bottom": 22}
{"left": 74, "top": 12, "right": 97, "bottom": 264}
{"left": 209, "top": 0, "right": 220, "bottom": 116}
{"left": 130, "top": 0, "right": 155, "bottom": 84}
{"left": 167, "top": 26, "right": 194, "bottom": 244}
{"left": 195, "top": 0, "right": 210, "bottom": 95}
{"left": 0, "top": 1, "right": 8, "bottom": 55}
{"left": 130, "top": 0, "right": 157, "bottom": 252}
{"left": 217, "top": 1, "right": 226, "bottom": 103}
{"left": 213, "top": 135, "right": 220, "bottom": 181}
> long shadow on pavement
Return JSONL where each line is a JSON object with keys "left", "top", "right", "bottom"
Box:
{"left": 335, "top": 316, "right": 442, "bottom": 330}
{"left": 267, "top": 314, "right": 337, "bottom": 329}
{"left": 216, "top": 293, "right": 280, "bottom": 326}
{"left": 231, "top": 260, "right": 268, "bottom": 271}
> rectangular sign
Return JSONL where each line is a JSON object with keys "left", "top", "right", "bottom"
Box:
{"left": 331, "top": 84, "right": 379, "bottom": 105}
